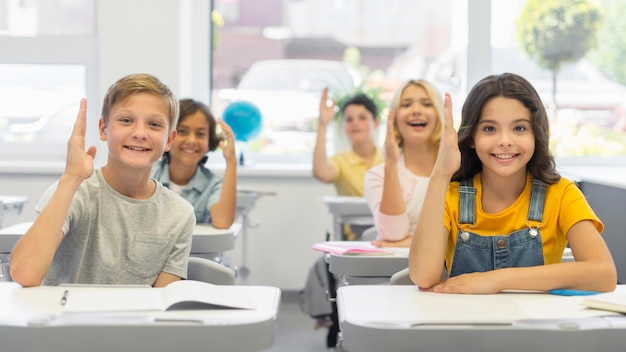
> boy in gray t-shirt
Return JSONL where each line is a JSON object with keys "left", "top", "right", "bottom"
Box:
{"left": 10, "top": 73, "right": 196, "bottom": 287}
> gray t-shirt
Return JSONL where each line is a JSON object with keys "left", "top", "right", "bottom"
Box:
{"left": 36, "top": 168, "right": 196, "bottom": 286}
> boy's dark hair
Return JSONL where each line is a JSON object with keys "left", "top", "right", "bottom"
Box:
{"left": 163, "top": 98, "right": 222, "bottom": 165}
{"left": 340, "top": 94, "right": 378, "bottom": 120}
{"left": 453, "top": 72, "right": 560, "bottom": 184}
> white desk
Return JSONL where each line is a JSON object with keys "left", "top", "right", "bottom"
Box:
{"left": 0, "top": 282, "right": 281, "bottom": 352}
{"left": 235, "top": 189, "right": 275, "bottom": 284}
{"left": 322, "top": 241, "right": 409, "bottom": 285}
{"left": 192, "top": 223, "right": 241, "bottom": 262}
{"left": 323, "top": 196, "right": 374, "bottom": 241}
{"left": 0, "top": 195, "right": 28, "bottom": 228}
{"left": 337, "top": 285, "right": 626, "bottom": 352}
{"left": 0, "top": 222, "right": 241, "bottom": 281}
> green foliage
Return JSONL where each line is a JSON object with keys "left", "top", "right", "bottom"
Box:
{"left": 331, "top": 85, "right": 387, "bottom": 122}
{"left": 588, "top": 0, "right": 626, "bottom": 85}
{"left": 517, "top": 0, "right": 602, "bottom": 72}
{"left": 550, "top": 121, "right": 626, "bottom": 156}
{"left": 211, "top": 11, "right": 225, "bottom": 50}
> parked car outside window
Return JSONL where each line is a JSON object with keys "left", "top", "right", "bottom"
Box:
{"left": 215, "top": 59, "right": 362, "bottom": 156}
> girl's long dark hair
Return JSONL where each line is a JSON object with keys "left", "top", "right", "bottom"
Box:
{"left": 452, "top": 73, "right": 560, "bottom": 184}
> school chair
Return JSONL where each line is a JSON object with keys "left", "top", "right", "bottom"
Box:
{"left": 359, "top": 226, "right": 377, "bottom": 241}
{"left": 390, "top": 266, "right": 448, "bottom": 285}
{"left": 187, "top": 256, "right": 236, "bottom": 285}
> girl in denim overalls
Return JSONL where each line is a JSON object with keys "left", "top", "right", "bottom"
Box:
{"left": 408, "top": 73, "right": 617, "bottom": 294}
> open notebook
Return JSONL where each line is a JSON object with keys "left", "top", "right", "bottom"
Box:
{"left": 312, "top": 241, "right": 394, "bottom": 256}
{"left": 62, "top": 280, "right": 255, "bottom": 313}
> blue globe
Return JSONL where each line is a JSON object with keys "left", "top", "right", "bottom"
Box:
{"left": 222, "top": 101, "right": 262, "bottom": 142}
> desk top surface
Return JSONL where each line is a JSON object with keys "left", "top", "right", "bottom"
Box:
{"left": 323, "top": 196, "right": 372, "bottom": 216}
{"left": 0, "top": 282, "right": 280, "bottom": 326}
{"left": 337, "top": 285, "right": 626, "bottom": 352}
{"left": 0, "top": 282, "right": 281, "bottom": 352}
{"left": 0, "top": 195, "right": 28, "bottom": 205}
{"left": 326, "top": 241, "right": 409, "bottom": 278}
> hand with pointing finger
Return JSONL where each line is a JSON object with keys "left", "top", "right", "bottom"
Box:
{"left": 65, "top": 98, "right": 97, "bottom": 182}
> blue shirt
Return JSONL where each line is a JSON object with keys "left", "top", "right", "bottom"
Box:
{"left": 151, "top": 159, "right": 223, "bottom": 224}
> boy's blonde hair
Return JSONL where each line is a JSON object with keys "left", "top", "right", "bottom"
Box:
{"left": 388, "top": 79, "right": 444, "bottom": 150}
{"left": 101, "top": 73, "right": 179, "bottom": 132}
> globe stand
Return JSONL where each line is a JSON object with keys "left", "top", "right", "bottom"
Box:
{"left": 238, "top": 151, "right": 245, "bottom": 166}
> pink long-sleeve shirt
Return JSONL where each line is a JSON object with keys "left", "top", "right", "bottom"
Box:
{"left": 364, "top": 154, "right": 430, "bottom": 241}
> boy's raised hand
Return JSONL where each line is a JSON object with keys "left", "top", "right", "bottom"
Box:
{"left": 217, "top": 119, "right": 237, "bottom": 163}
{"left": 318, "top": 87, "right": 337, "bottom": 128}
{"left": 384, "top": 110, "right": 400, "bottom": 164}
{"left": 433, "top": 93, "right": 460, "bottom": 177}
{"left": 66, "top": 99, "right": 96, "bottom": 181}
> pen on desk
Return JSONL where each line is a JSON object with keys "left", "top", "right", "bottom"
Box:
{"left": 60, "top": 289, "right": 69, "bottom": 306}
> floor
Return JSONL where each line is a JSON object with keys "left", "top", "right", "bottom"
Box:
{"left": 263, "top": 290, "right": 336, "bottom": 352}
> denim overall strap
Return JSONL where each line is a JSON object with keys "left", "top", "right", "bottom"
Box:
{"left": 450, "top": 177, "right": 547, "bottom": 277}
{"left": 458, "top": 179, "right": 475, "bottom": 226}
{"left": 527, "top": 178, "right": 548, "bottom": 223}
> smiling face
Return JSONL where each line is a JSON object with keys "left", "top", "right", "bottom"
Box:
{"left": 99, "top": 92, "right": 175, "bottom": 171}
{"left": 168, "top": 110, "right": 210, "bottom": 167}
{"left": 472, "top": 96, "right": 535, "bottom": 181}
{"left": 342, "top": 103, "right": 379, "bottom": 145}
{"left": 395, "top": 84, "right": 439, "bottom": 148}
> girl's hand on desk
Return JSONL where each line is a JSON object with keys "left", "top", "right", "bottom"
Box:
{"left": 432, "top": 271, "right": 501, "bottom": 294}
{"left": 372, "top": 235, "right": 412, "bottom": 248}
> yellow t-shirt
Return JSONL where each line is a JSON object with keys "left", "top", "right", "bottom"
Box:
{"left": 443, "top": 173, "right": 603, "bottom": 272}
{"left": 330, "top": 148, "right": 383, "bottom": 197}
{"left": 330, "top": 148, "right": 383, "bottom": 240}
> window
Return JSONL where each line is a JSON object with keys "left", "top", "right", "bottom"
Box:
{"left": 211, "top": 0, "right": 626, "bottom": 166}
{"left": 211, "top": 0, "right": 458, "bottom": 164}
{"left": 2, "top": 0, "right": 625, "bottom": 168}
{"left": 0, "top": 64, "right": 85, "bottom": 144}
{"left": 0, "top": 0, "right": 96, "bottom": 162}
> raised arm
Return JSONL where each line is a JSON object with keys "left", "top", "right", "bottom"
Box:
{"left": 209, "top": 119, "right": 237, "bottom": 229}
{"left": 10, "top": 99, "right": 97, "bottom": 287}
{"left": 364, "top": 165, "right": 410, "bottom": 244}
{"left": 367, "top": 110, "right": 410, "bottom": 243}
{"left": 312, "top": 87, "right": 338, "bottom": 183}
{"left": 409, "top": 93, "right": 459, "bottom": 288}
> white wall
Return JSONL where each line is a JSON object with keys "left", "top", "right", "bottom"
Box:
{"left": 228, "top": 173, "right": 337, "bottom": 289}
